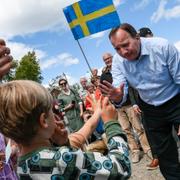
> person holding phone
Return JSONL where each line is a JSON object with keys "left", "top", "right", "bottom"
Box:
{"left": 99, "top": 23, "right": 180, "bottom": 179}
{"left": 58, "top": 78, "right": 84, "bottom": 133}
{"left": 101, "top": 52, "right": 151, "bottom": 164}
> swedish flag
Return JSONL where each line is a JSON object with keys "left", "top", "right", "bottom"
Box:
{"left": 63, "top": 0, "right": 121, "bottom": 40}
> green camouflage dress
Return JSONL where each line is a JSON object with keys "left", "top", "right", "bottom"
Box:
{"left": 58, "top": 89, "right": 84, "bottom": 132}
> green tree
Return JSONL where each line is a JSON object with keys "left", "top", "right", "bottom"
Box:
{"left": 15, "top": 51, "right": 43, "bottom": 83}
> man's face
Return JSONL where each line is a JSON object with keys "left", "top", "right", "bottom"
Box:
{"left": 80, "top": 78, "right": 87, "bottom": 88}
{"left": 92, "top": 69, "right": 98, "bottom": 76}
{"left": 103, "top": 54, "right": 112, "bottom": 67}
{"left": 110, "top": 29, "right": 140, "bottom": 61}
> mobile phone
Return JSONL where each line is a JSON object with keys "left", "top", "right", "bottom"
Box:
{"left": 100, "top": 72, "right": 113, "bottom": 84}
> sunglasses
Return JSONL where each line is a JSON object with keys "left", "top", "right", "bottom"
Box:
{"left": 59, "top": 82, "right": 67, "bottom": 86}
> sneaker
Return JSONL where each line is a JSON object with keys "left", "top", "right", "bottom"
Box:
{"left": 132, "top": 150, "right": 140, "bottom": 163}
{"left": 146, "top": 158, "right": 159, "bottom": 170}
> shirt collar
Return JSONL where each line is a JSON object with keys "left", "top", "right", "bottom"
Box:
{"left": 62, "top": 89, "right": 70, "bottom": 95}
{"left": 140, "top": 38, "right": 150, "bottom": 56}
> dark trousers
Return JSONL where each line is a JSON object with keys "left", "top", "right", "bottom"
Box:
{"left": 141, "top": 115, "right": 158, "bottom": 159}
{"left": 139, "top": 94, "right": 180, "bottom": 180}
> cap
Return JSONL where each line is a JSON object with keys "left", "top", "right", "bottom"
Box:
{"left": 138, "top": 27, "right": 153, "bottom": 37}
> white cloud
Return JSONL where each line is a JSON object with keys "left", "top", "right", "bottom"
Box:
{"left": 113, "top": 0, "right": 124, "bottom": 7}
{"left": 133, "top": 0, "right": 150, "bottom": 10}
{"left": 42, "top": 83, "right": 50, "bottom": 89}
{"left": 0, "top": 0, "right": 79, "bottom": 39}
{"left": 0, "top": 0, "right": 125, "bottom": 40}
{"left": 40, "top": 52, "right": 79, "bottom": 70}
{"left": 65, "top": 74, "right": 79, "bottom": 85}
{"left": 165, "top": 5, "right": 180, "bottom": 19}
{"left": 89, "top": 32, "right": 106, "bottom": 39}
{"left": 95, "top": 39, "right": 104, "bottom": 47}
{"left": 5, "top": 40, "right": 79, "bottom": 71}
{"left": 7, "top": 41, "right": 46, "bottom": 60}
{"left": 151, "top": 0, "right": 180, "bottom": 23}
{"left": 175, "top": 41, "right": 180, "bottom": 51}
{"left": 0, "top": 0, "right": 126, "bottom": 39}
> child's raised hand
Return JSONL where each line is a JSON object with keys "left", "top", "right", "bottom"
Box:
{"left": 101, "top": 97, "right": 117, "bottom": 123}
{"left": 86, "top": 93, "right": 102, "bottom": 113}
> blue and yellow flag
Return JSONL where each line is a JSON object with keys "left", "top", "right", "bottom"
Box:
{"left": 63, "top": 0, "right": 121, "bottom": 40}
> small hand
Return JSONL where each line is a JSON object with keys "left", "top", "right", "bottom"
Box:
{"left": 133, "top": 105, "right": 142, "bottom": 115}
{"left": 86, "top": 93, "right": 102, "bottom": 113}
{"left": 101, "top": 97, "right": 117, "bottom": 123}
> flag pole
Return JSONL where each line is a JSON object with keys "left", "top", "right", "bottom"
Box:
{"left": 77, "top": 40, "right": 93, "bottom": 75}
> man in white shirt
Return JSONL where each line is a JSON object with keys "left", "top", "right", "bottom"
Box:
{"left": 99, "top": 23, "right": 180, "bottom": 179}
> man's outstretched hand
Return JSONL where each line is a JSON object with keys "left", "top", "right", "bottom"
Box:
{"left": 99, "top": 80, "right": 124, "bottom": 103}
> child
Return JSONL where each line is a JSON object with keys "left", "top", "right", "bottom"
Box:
{"left": 0, "top": 80, "right": 131, "bottom": 179}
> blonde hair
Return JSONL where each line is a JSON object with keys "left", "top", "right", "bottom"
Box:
{"left": 0, "top": 80, "right": 53, "bottom": 144}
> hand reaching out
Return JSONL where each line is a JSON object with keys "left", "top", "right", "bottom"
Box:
{"left": 99, "top": 80, "right": 124, "bottom": 103}
{"left": 86, "top": 93, "right": 102, "bottom": 114}
{"left": 133, "top": 105, "right": 142, "bottom": 115}
{"left": 101, "top": 97, "right": 117, "bottom": 123}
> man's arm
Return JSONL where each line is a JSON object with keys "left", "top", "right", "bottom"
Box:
{"left": 99, "top": 54, "right": 128, "bottom": 108}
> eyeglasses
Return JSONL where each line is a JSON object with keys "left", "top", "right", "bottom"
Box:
{"left": 104, "top": 56, "right": 112, "bottom": 61}
{"left": 59, "top": 82, "right": 67, "bottom": 86}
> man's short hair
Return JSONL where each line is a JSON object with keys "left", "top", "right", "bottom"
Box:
{"left": 80, "top": 77, "right": 87, "bottom": 83}
{"left": 0, "top": 80, "right": 53, "bottom": 145}
{"left": 102, "top": 53, "right": 112, "bottom": 61}
{"left": 109, "top": 23, "right": 137, "bottom": 39}
{"left": 138, "top": 27, "right": 153, "bottom": 37}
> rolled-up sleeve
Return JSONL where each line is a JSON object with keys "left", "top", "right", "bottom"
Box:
{"left": 112, "top": 54, "right": 128, "bottom": 107}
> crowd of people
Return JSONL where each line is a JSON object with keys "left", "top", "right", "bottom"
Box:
{"left": 0, "top": 22, "right": 180, "bottom": 180}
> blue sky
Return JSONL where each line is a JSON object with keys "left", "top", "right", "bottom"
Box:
{"left": 0, "top": 0, "right": 180, "bottom": 87}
